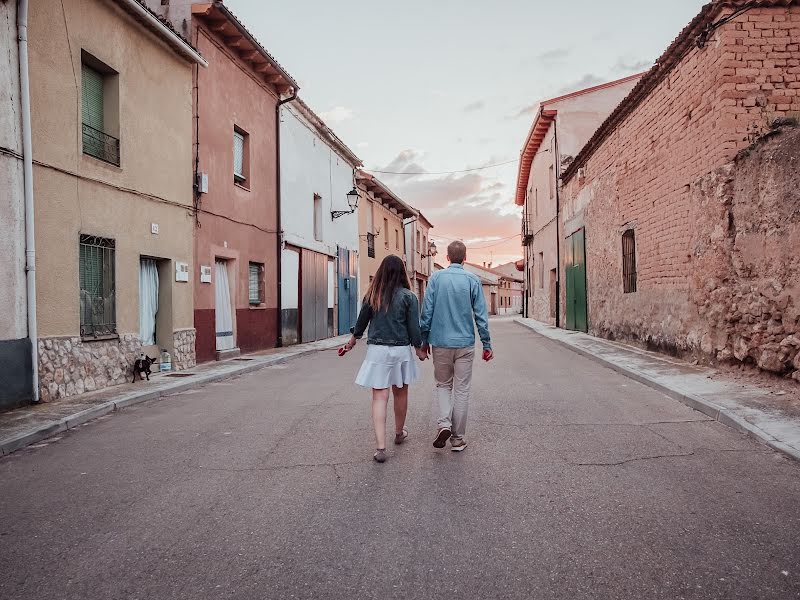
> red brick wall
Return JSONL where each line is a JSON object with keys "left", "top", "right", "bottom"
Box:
{"left": 561, "top": 5, "right": 800, "bottom": 368}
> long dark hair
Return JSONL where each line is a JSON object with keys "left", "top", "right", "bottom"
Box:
{"left": 365, "top": 254, "right": 411, "bottom": 312}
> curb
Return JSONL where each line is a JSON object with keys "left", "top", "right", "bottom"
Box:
{"left": 0, "top": 339, "right": 345, "bottom": 456}
{"left": 515, "top": 319, "right": 800, "bottom": 462}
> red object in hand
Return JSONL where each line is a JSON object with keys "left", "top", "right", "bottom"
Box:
{"left": 338, "top": 346, "right": 349, "bottom": 357}
{"left": 483, "top": 349, "right": 492, "bottom": 362}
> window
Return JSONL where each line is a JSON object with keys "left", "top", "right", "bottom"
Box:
{"left": 366, "top": 200, "right": 374, "bottom": 233}
{"left": 81, "top": 53, "right": 119, "bottom": 166}
{"left": 416, "top": 230, "right": 421, "bottom": 252}
{"left": 549, "top": 165, "right": 555, "bottom": 200}
{"left": 535, "top": 188, "right": 538, "bottom": 217}
{"left": 539, "top": 252, "right": 544, "bottom": 288}
{"left": 395, "top": 229, "right": 400, "bottom": 250}
{"left": 249, "top": 262, "right": 265, "bottom": 305}
{"left": 422, "top": 235, "right": 427, "bottom": 256}
{"left": 367, "top": 232, "right": 376, "bottom": 258}
{"left": 384, "top": 218, "right": 389, "bottom": 248}
{"left": 313, "top": 194, "right": 323, "bottom": 241}
{"left": 233, "top": 126, "right": 249, "bottom": 184}
{"left": 622, "top": 230, "right": 637, "bottom": 293}
{"left": 79, "top": 235, "right": 116, "bottom": 337}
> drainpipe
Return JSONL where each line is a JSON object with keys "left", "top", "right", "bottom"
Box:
{"left": 18, "top": 0, "right": 38, "bottom": 402}
{"left": 275, "top": 89, "right": 297, "bottom": 348}
{"left": 553, "top": 117, "right": 561, "bottom": 329}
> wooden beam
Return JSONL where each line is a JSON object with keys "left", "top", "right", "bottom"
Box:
{"left": 209, "top": 21, "right": 228, "bottom": 34}
{"left": 191, "top": 3, "right": 213, "bottom": 15}
{"left": 240, "top": 50, "right": 260, "bottom": 62}
{"left": 264, "top": 74, "right": 283, "bottom": 84}
{"left": 224, "top": 35, "right": 244, "bottom": 48}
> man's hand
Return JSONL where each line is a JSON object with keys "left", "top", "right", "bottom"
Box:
{"left": 416, "top": 344, "right": 430, "bottom": 361}
{"left": 482, "top": 348, "right": 494, "bottom": 362}
{"left": 345, "top": 336, "right": 357, "bottom": 351}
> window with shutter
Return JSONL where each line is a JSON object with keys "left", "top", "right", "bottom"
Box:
{"left": 79, "top": 235, "right": 116, "bottom": 337}
{"left": 234, "top": 131, "right": 245, "bottom": 181}
{"left": 81, "top": 64, "right": 104, "bottom": 131}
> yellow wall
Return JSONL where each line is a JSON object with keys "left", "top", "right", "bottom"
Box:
{"left": 358, "top": 193, "right": 406, "bottom": 300}
{"left": 29, "top": 0, "right": 195, "bottom": 338}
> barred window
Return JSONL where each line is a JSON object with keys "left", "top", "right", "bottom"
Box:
{"left": 367, "top": 232, "right": 376, "bottom": 258}
{"left": 249, "top": 262, "right": 264, "bottom": 305}
{"left": 79, "top": 235, "right": 116, "bottom": 337}
{"left": 622, "top": 230, "right": 637, "bottom": 293}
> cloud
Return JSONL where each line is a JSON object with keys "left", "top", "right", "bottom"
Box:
{"left": 376, "top": 149, "right": 428, "bottom": 177}
{"left": 463, "top": 100, "right": 486, "bottom": 112}
{"left": 536, "top": 47, "right": 571, "bottom": 62}
{"left": 614, "top": 58, "right": 653, "bottom": 73}
{"left": 511, "top": 104, "right": 539, "bottom": 119}
{"left": 319, "top": 106, "right": 354, "bottom": 123}
{"left": 555, "top": 74, "right": 605, "bottom": 95}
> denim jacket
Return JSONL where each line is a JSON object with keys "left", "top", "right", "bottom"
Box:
{"left": 352, "top": 288, "right": 423, "bottom": 347}
{"left": 419, "top": 264, "right": 491, "bottom": 350}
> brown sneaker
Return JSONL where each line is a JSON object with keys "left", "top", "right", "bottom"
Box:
{"left": 433, "top": 428, "right": 451, "bottom": 448}
{"left": 450, "top": 438, "right": 467, "bottom": 452}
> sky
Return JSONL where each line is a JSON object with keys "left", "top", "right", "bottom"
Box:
{"left": 228, "top": 0, "right": 708, "bottom": 267}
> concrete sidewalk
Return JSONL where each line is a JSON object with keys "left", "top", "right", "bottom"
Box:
{"left": 0, "top": 335, "right": 349, "bottom": 455}
{"left": 516, "top": 318, "right": 800, "bottom": 461}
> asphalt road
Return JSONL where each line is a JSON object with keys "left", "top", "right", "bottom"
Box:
{"left": 2, "top": 320, "right": 799, "bottom": 600}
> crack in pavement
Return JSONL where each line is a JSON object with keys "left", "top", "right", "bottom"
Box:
{"left": 573, "top": 447, "right": 765, "bottom": 467}
{"left": 197, "top": 460, "right": 361, "bottom": 474}
{"left": 474, "top": 419, "right": 714, "bottom": 429}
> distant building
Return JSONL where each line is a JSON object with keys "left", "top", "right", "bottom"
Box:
{"left": 515, "top": 73, "right": 642, "bottom": 326}
{"left": 463, "top": 263, "right": 501, "bottom": 315}
{"left": 491, "top": 262, "right": 524, "bottom": 315}
{"left": 356, "top": 171, "right": 417, "bottom": 300}
{"left": 405, "top": 212, "right": 435, "bottom": 304}
{"left": 280, "top": 98, "right": 362, "bottom": 345}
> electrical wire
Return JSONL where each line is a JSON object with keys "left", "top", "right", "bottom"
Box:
{"left": 365, "top": 158, "right": 519, "bottom": 176}
{"left": 466, "top": 234, "right": 520, "bottom": 250}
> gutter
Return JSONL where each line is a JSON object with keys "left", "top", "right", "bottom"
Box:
{"left": 553, "top": 117, "right": 561, "bottom": 329}
{"left": 18, "top": 0, "right": 38, "bottom": 401}
{"left": 118, "top": 0, "right": 208, "bottom": 67}
{"left": 275, "top": 89, "right": 298, "bottom": 348}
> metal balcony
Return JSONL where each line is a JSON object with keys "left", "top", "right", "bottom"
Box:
{"left": 82, "top": 123, "right": 120, "bottom": 166}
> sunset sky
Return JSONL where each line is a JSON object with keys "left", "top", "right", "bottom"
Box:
{"left": 228, "top": 0, "right": 708, "bottom": 266}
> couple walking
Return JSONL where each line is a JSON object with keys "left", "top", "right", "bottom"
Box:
{"left": 342, "top": 240, "right": 492, "bottom": 462}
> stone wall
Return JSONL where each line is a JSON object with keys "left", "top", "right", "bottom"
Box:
{"left": 690, "top": 125, "right": 800, "bottom": 378}
{"left": 38, "top": 334, "right": 140, "bottom": 402}
{"left": 172, "top": 328, "right": 196, "bottom": 370}
{"left": 38, "top": 329, "right": 198, "bottom": 402}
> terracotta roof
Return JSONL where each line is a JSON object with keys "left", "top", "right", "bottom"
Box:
{"left": 356, "top": 170, "right": 417, "bottom": 219}
{"left": 562, "top": 0, "right": 800, "bottom": 183}
{"left": 514, "top": 73, "right": 644, "bottom": 206}
{"left": 291, "top": 97, "right": 362, "bottom": 168}
{"left": 192, "top": 1, "right": 298, "bottom": 93}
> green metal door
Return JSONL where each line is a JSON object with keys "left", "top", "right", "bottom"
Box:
{"left": 565, "top": 229, "right": 588, "bottom": 332}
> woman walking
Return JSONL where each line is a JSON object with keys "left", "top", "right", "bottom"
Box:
{"left": 341, "top": 255, "right": 423, "bottom": 463}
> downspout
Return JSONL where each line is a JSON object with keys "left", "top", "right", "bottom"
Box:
{"left": 18, "top": 0, "right": 38, "bottom": 402}
{"left": 275, "top": 89, "right": 297, "bottom": 348}
{"left": 553, "top": 116, "right": 561, "bottom": 329}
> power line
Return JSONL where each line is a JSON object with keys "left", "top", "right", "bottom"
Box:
{"left": 365, "top": 158, "right": 519, "bottom": 176}
{"left": 467, "top": 234, "right": 520, "bottom": 250}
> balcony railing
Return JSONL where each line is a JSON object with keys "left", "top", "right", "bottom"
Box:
{"left": 82, "top": 123, "right": 120, "bottom": 166}
{"left": 522, "top": 214, "right": 533, "bottom": 246}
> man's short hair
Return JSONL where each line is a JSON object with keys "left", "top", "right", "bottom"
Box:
{"left": 447, "top": 240, "right": 467, "bottom": 264}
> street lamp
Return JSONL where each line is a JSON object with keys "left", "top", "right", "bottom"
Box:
{"left": 421, "top": 240, "right": 438, "bottom": 259}
{"left": 331, "top": 187, "right": 360, "bottom": 219}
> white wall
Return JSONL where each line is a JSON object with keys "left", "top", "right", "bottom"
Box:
{"left": 280, "top": 105, "right": 359, "bottom": 257}
{"left": 0, "top": 1, "right": 27, "bottom": 340}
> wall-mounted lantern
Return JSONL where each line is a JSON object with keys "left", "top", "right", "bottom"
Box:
{"left": 331, "top": 187, "right": 360, "bottom": 219}
{"left": 421, "top": 241, "right": 438, "bottom": 259}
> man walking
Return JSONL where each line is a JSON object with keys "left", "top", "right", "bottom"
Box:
{"left": 418, "top": 240, "right": 492, "bottom": 452}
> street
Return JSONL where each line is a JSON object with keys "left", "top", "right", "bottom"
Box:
{"left": 2, "top": 320, "right": 799, "bottom": 600}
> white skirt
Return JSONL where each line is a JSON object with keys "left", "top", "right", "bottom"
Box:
{"left": 355, "top": 344, "right": 420, "bottom": 389}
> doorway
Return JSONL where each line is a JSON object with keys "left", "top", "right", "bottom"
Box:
{"left": 565, "top": 229, "right": 588, "bottom": 332}
{"left": 337, "top": 247, "right": 358, "bottom": 336}
{"left": 215, "top": 259, "right": 235, "bottom": 351}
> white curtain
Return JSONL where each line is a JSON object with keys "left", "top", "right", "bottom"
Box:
{"left": 139, "top": 259, "right": 159, "bottom": 346}
{"left": 215, "top": 260, "right": 235, "bottom": 351}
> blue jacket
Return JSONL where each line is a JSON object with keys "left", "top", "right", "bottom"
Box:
{"left": 420, "top": 264, "right": 491, "bottom": 350}
{"left": 352, "top": 288, "right": 423, "bottom": 347}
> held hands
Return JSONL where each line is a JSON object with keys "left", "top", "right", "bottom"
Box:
{"left": 416, "top": 344, "right": 430, "bottom": 361}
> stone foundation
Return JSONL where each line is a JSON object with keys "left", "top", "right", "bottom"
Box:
{"left": 172, "top": 328, "right": 196, "bottom": 370}
{"left": 38, "top": 334, "right": 140, "bottom": 402}
{"left": 38, "top": 329, "right": 198, "bottom": 402}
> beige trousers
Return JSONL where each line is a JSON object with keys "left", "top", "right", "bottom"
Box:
{"left": 432, "top": 346, "right": 475, "bottom": 440}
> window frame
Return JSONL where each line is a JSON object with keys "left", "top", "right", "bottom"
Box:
{"left": 622, "top": 229, "right": 637, "bottom": 293}
{"left": 79, "top": 234, "right": 117, "bottom": 339}
{"left": 313, "top": 194, "right": 323, "bottom": 242}
{"left": 233, "top": 126, "right": 250, "bottom": 186}
{"left": 248, "top": 262, "right": 265, "bottom": 306}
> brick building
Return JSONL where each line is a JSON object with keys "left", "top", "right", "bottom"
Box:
{"left": 560, "top": 0, "right": 800, "bottom": 376}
